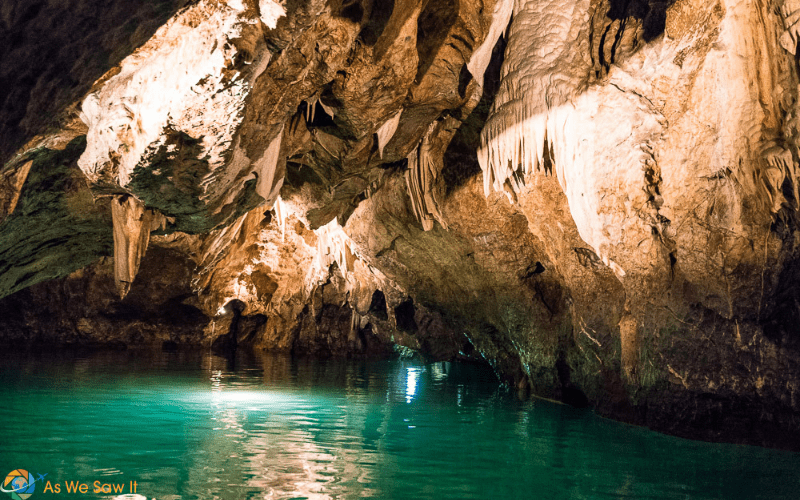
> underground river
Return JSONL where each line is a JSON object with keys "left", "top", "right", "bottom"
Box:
{"left": 1, "top": 350, "right": 799, "bottom": 500}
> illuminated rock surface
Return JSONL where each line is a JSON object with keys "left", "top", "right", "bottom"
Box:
{"left": 2, "top": 0, "right": 800, "bottom": 449}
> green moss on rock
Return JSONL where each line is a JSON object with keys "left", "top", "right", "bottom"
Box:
{"left": 127, "top": 131, "right": 265, "bottom": 234}
{"left": 0, "top": 136, "right": 112, "bottom": 299}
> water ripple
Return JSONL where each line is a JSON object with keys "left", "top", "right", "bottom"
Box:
{"left": 1, "top": 352, "right": 799, "bottom": 499}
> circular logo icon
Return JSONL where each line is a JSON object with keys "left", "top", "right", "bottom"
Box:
{"left": 1, "top": 470, "right": 35, "bottom": 500}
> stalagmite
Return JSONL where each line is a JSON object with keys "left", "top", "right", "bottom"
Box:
{"left": 111, "top": 195, "right": 160, "bottom": 298}
{"left": 0, "top": 160, "right": 32, "bottom": 222}
{"left": 376, "top": 110, "right": 403, "bottom": 159}
{"left": 466, "top": 0, "right": 513, "bottom": 88}
{"left": 315, "top": 218, "right": 357, "bottom": 278}
{"left": 404, "top": 122, "right": 448, "bottom": 231}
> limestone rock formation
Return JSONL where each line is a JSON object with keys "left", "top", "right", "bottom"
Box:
{"left": 0, "top": 159, "right": 32, "bottom": 222}
{"left": 3, "top": 0, "right": 800, "bottom": 449}
{"left": 111, "top": 195, "right": 165, "bottom": 298}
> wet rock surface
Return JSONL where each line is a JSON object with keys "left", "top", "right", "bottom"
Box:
{"left": 3, "top": 0, "right": 800, "bottom": 450}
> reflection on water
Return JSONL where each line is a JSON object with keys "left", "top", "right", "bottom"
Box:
{"left": 1, "top": 350, "right": 799, "bottom": 500}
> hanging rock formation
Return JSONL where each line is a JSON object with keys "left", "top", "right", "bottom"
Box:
{"left": 0, "top": 159, "right": 32, "bottom": 222}
{"left": 405, "top": 122, "right": 449, "bottom": 231}
{"left": 110, "top": 195, "right": 165, "bottom": 298}
{"left": 4, "top": 0, "right": 800, "bottom": 450}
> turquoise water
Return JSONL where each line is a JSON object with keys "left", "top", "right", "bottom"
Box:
{"left": 1, "top": 350, "right": 799, "bottom": 500}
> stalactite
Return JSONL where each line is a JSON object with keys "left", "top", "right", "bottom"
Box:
{"left": 0, "top": 160, "right": 32, "bottom": 223}
{"left": 349, "top": 309, "right": 361, "bottom": 344}
{"left": 477, "top": 0, "right": 591, "bottom": 199}
{"left": 273, "top": 196, "right": 287, "bottom": 242}
{"left": 305, "top": 95, "right": 335, "bottom": 123}
{"left": 111, "top": 195, "right": 163, "bottom": 298}
{"left": 315, "top": 218, "right": 357, "bottom": 278}
{"left": 193, "top": 212, "right": 250, "bottom": 292}
{"left": 466, "top": 0, "right": 513, "bottom": 88}
{"left": 477, "top": 0, "right": 650, "bottom": 280}
{"left": 254, "top": 125, "right": 285, "bottom": 207}
{"left": 763, "top": 146, "right": 798, "bottom": 212}
{"left": 376, "top": 110, "right": 402, "bottom": 159}
{"left": 405, "top": 122, "right": 448, "bottom": 231}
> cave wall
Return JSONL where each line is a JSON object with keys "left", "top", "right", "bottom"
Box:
{"left": 3, "top": 0, "right": 800, "bottom": 448}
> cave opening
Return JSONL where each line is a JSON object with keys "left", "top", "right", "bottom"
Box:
{"left": 394, "top": 297, "right": 418, "bottom": 333}
{"left": 369, "top": 289, "right": 389, "bottom": 320}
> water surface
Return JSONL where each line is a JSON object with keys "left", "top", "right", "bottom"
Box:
{"left": 1, "top": 350, "right": 798, "bottom": 499}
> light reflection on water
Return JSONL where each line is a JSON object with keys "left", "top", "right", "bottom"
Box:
{"left": 1, "top": 350, "right": 799, "bottom": 500}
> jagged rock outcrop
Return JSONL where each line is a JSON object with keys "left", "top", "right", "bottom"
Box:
{"left": 3, "top": 0, "right": 800, "bottom": 449}
{"left": 0, "top": 0, "right": 190, "bottom": 166}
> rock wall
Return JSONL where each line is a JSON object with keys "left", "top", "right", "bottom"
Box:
{"left": 3, "top": 0, "right": 800, "bottom": 449}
